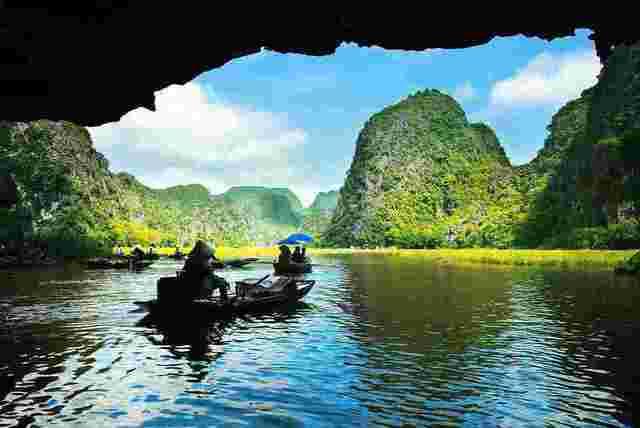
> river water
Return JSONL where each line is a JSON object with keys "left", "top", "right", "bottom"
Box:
{"left": 1, "top": 255, "right": 639, "bottom": 427}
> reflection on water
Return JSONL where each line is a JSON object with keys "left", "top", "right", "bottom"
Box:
{"left": 1, "top": 257, "right": 639, "bottom": 426}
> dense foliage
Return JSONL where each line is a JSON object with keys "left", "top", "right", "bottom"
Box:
{"left": 324, "top": 89, "right": 525, "bottom": 248}
{"left": 325, "top": 42, "right": 640, "bottom": 249}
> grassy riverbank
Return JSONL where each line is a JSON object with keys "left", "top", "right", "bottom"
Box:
{"left": 113, "top": 246, "right": 637, "bottom": 269}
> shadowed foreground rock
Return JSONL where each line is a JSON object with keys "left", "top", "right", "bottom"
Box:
{"left": 0, "top": 176, "right": 17, "bottom": 209}
{"left": 1, "top": 5, "right": 639, "bottom": 125}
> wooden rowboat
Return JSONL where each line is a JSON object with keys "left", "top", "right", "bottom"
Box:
{"left": 135, "top": 275, "right": 315, "bottom": 319}
{"left": 273, "top": 260, "right": 312, "bottom": 275}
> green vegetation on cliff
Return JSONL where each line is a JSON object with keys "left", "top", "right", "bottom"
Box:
{"left": 325, "top": 42, "right": 640, "bottom": 250}
{"left": 518, "top": 42, "right": 640, "bottom": 249}
{"left": 217, "top": 186, "right": 303, "bottom": 226}
{"left": 302, "top": 190, "right": 340, "bottom": 241}
{"left": 324, "top": 89, "right": 525, "bottom": 248}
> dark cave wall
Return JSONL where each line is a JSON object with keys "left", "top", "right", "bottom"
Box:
{"left": 1, "top": 5, "right": 639, "bottom": 125}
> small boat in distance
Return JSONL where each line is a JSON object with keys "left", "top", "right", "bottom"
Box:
{"left": 273, "top": 260, "right": 312, "bottom": 275}
{"left": 87, "top": 257, "right": 154, "bottom": 270}
{"left": 273, "top": 233, "right": 313, "bottom": 275}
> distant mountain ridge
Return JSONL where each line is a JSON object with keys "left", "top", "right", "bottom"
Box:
{"left": 309, "top": 190, "right": 339, "bottom": 212}
{"left": 0, "top": 122, "right": 329, "bottom": 251}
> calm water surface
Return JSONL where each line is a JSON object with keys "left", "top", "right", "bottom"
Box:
{"left": 1, "top": 255, "right": 640, "bottom": 427}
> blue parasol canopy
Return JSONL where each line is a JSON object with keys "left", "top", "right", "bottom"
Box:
{"left": 277, "top": 233, "right": 313, "bottom": 245}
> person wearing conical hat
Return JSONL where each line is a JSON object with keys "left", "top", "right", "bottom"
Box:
{"left": 183, "top": 240, "right": 229, "bottom": 300}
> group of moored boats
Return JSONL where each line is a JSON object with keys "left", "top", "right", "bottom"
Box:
{"left": 85, "top": 255, "right": 265, "bottom": 271}
{"left": 86, "top": 257, "right": 154, "bottom": 270}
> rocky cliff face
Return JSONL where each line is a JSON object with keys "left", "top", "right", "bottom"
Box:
{"left": 324, "top": 90, "right": 523, "bottom": 248}
{"left": 519, "top": 42, "right": 640, "bottom": 247}
{"left": 587, "top": 42, "right": 640, "bottom": 140}
{"left": 0, "top": 120, "right": 130, "bottom": 252}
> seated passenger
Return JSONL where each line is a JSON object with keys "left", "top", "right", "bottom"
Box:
{"left": 278, "top": 245, "right": 291, "bottom": 265}
{"left": 131, "top": 246, "right": 145, "bottom": 261}
{"left": 292, "top": 246, "right": 303, "bottom": 263}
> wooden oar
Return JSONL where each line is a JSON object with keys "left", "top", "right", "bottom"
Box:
{"left": 254, "top": 274, "right": 271, "bottom": 286}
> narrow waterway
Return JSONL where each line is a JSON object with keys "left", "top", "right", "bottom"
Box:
{"left": 1, "top": 256, "right": 639, "bottom": 427}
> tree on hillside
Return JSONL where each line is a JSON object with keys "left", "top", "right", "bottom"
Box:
{"left": 0, "top": 123, "right": 72, "bottom": 260}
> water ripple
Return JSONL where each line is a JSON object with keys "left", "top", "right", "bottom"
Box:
{"left": 1, "top": 259, "right": 639, "bottom": 426}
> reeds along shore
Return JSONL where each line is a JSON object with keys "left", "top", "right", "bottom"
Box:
{"left": 112, "top": 247, "right": 637, "bottom": 269}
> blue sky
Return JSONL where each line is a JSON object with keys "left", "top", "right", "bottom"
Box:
{"left": 90, "top": 30, "right": 600, "bottom": 206}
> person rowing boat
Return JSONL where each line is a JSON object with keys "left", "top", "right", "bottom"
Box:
{"left": 182, "top": 240, "right": 230, "bottom": 301}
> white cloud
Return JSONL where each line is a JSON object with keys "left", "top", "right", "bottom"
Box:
{"left": 89, "top": 82, "right": 322, "bottom": 206}
{"left": 469, "top": 49, "right": 602, "bottom": 165}
{"left": 489, "top": 50, "right": 601, "bottom": 108}
{"left": 452, "top": 81, "right": 476, "bottom": 102}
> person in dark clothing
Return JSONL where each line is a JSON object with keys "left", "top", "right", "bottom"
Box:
{"left": 183, "top": 240, "right": 229, "bottom": 300}
{"left": 131, "top": 246, "right": 145, "bottom": 261}
{"left": 292, "top": 246, "right": 303, "bottom": 263}
{"left": 301, "top": 247, "right": 307, "bottom": 262}
{"left": 278, "top": 245, "right": 291, "bottom": 265}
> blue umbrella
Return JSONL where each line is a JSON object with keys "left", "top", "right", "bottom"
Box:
{"left": 287, "top": 233, "right": 313, "bottom": 243}
{"left": 277, "top": 238, "right": 302, "bottom": 245}
{"left": 277, "top": 233, "right": 313, "bottom": 245}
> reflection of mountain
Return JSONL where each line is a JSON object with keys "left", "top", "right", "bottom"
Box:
{"left": 336, "top": 256, "right": 515, "bottom": 422}
{"left": 333, "top": 259, "right": 640, "bottom": 425}
{"left": 344, "top": 256, "right": 514, "bottom": 352}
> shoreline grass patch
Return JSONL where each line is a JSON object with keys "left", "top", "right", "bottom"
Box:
{"left": 113, "top": 246, "right": 636, "bottom": 269}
